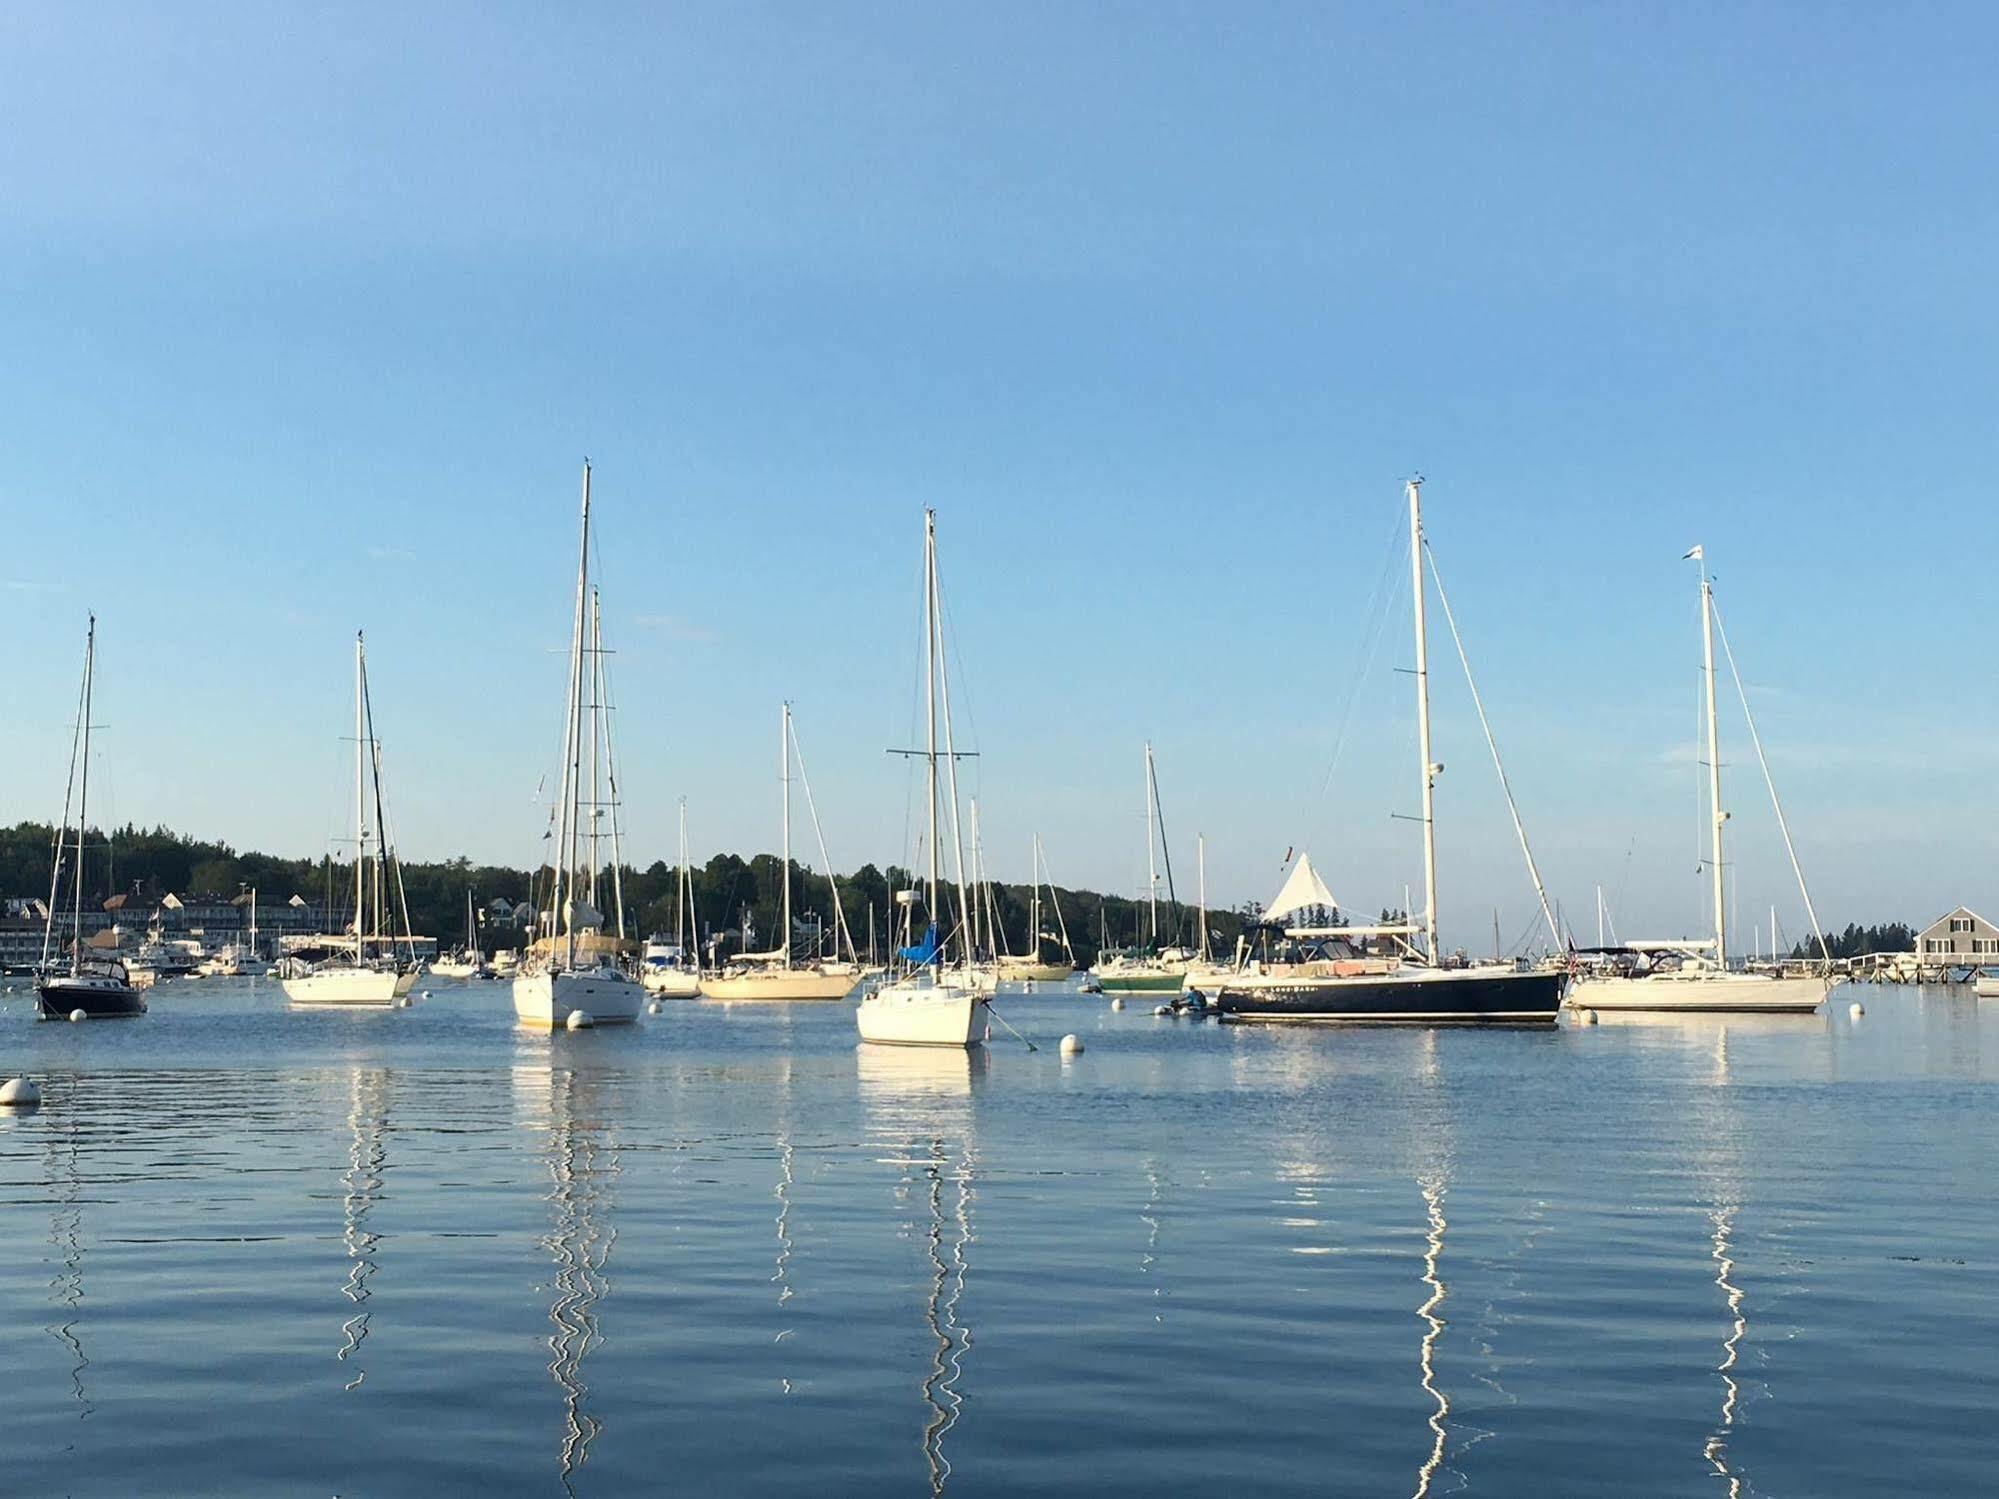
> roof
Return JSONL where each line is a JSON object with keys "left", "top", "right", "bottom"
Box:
{"left": 1918, "top": 906, "right": 1999, "bottom": 938}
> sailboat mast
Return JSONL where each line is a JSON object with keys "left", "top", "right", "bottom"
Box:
{"left": 588, "top": 590, "right": 603, "bottom": 914}
{"left": 1144, "top": 743, "right": 1159, "bottom": 948}
{"left": 969, "top": 799, "right": 983, "bottom": 956}
{"left": 1699, "top": 555, "right": 1727, "bottom": 966}
{"left": 1197, "top": 833, "right": 1209, "bottom": 962}
{"left": 555, "top": 461, "right": 594, "bottom": 970}
{"left": 676, "top": 798, "right": 689, "bottom": 949}
{"left": 1408, "top": 478, "right": 1440, "bottom": 961}
{"left": 923, "top": 511, "right": 940, "bottom": 949}
{"left": 72, "top": 615, "right": 96, "bottom": 975}
{"left": 780, "top": 701, "right": 793, "bottom": 970}
{"left": 353, "top": 631, "right": 366, "bottom": 967}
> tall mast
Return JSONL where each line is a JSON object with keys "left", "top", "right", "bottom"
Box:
{"left": 932, "top": 516, "right": 973, "bottom": 963}
{"left": 1030, "top": 836, "right": 1039, "bottom": 960}
{"left": 72, "top": 615, "right": 96, "bottom": 975}
{"left": 1196, "top": 833, "right": 1209, "bottom": 962}
{"left": 554, "top": 461, "right": 593, "bottom": 970}
{"left": 588, "top": 589, "right": 603, "bottom": 914}
{"left": 1408, "top": 478, "right": 1440, "bottom": 961}
{"left": 780, "top": 701, "right": 793, "bottom": 969}
{"left": 923, "top": 511, "right": 940, "bottom": 950}
{"left": 969, "top": 799, "right": 983, "bottom": 956}
{"left": 1698, "top": 551, "right": 1727, "bottom": 966}
{"left": 1144, "top": 743, "right": 1159, "bottom": 948}
{"left": 353, "top": 630, "right": 365, "bottom": 966}
{"left": 676, "top": 797, "right": 689, "bottom": 949}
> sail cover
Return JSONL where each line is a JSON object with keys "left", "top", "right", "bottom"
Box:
{"left": 1262, "top": 852, "right": 1339, "bottom": 923}
{"left": 898, "top": 922, "right": 942, "bottom": 965}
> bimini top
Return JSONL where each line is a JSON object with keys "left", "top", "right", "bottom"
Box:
{"left": 1262, "top": 852, "right": 1340, "bottom": 924}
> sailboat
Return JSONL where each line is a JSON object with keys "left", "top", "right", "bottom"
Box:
{"left": 512, "top": 461, "right": 645, "bottom": 1028}
{"left": 35, "top": 616, "right": 145, "bottom": 1020}
{"left": 1089, "top": 743, "right": 1195, "bottom": 992}
{"left": 857, "top": 509, "right": 991, "bottom": 1047}
{"left": 284, "top": 633, "right": 423, "bottom": 1009}
{"left": 996, "top": 834, "right": 1077, "bottom": 983}
{"left": 1212, "top": 480, "right": 1568, "bottom": 1023}
{"left": 698, "top": 703, "right": 859, "bottom": 1001}
{"left": 429, "top": 890, "right": 489, "bottom": 979}
{"left": 1568, "top": 547, "right": 1838, "bottom": 1014}
{"left": 643, "top": 799, "right": 704, "bottom": 997}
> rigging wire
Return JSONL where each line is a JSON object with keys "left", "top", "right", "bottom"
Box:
{"left": 1422, "top": 542, "right": 1564, "bottom": 953}
{"left": 1709, "top": 598, "right": 1834, "bottom": 965}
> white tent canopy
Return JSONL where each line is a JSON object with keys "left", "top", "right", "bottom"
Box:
{"left": 1262, "top": 852, "right": 1340, "bottom": 923}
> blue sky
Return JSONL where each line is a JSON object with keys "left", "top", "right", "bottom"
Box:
{"left": 2, "top": 3, "right": 1994, "bottom": 945}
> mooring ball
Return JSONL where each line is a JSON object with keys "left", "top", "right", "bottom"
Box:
{"left": 1153, "top": 1005, "right": 1172, "bottom": 1016}
{"left": 0, "top": 1077, "right": 41, "bottom": 1107}
{"left": 69, "top": 1008, "right": 88, "bottom": 1023}
{"left": 1059, "top": 1034, "right": 1084, "bottom": 1056}
{"left": 1110, "top": 996, "right": 1125, "bottom": 1011}
{"left": 648, "top": 1000, "right": 663, "bottom": 1015}
{"left": 566, "top": 1010, "right": 593, "bottom": 1030}
{"left": 1850, "top": 1001, "right": 1865, "bottom": 1019}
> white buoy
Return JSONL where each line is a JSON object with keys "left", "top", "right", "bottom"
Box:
{"left": 1573, "top": 1007, "right": 1597, "bottom": 1026}
{"left": 0, "top": 1077, "right": 41, "bottom": 1107}
{"left": 1850, "top": 1001, "right": 1865, "bottom": 1019}
{"left": 394, "top": 994, "right": 414, "bottom": 1009}
{"left": 566, "top": 1010, "right": 594, "bottom": 1031}
{"left": 648, "top": 999, "right": 663, "bottom": 1015}
{"left": 1153, "top": 1004, "right": 1172, "bottom": 1016}
{"left": 421, "top": 990, "right": 434, "bottom": 1000}
{"left": 1110, "top": 996, "right": 1124, "bottom": 1011}
{"left": 69, "top": 1008, "right": 88, "bottom": 1023}
{"left": 1060, "top": 1033, "right": 1083, "bottom": 1056}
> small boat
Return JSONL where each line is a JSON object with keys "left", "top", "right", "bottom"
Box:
{"left": 993, "top": 833, "right": 1078, "bottom": 984}
{"left": 857, "top": 510, "right": 991, "bottom": 1048}
{"left": 1568, "top": 546, "right": 1838, "bottom": 1015}
{"left": 36, "top": 617, "right": 145, "bottom": 1020}
{"left": 429, "top": 890, "right": 491, "bottom": 979}
{"left": 512, "top": 462, "right": 643, "bottom": 1028}
{"left": 1090, "top": 743, "right": 1195, "bottom": 992}
{"left": 642, "top": 801, "right": 703, "bottom": 997}
{"left": 698, "top": 703, "right": 860, "bottom": 1002}
{"left": 284, "top": 633, "right": 425, "bottom": 1010}
{"left": 1975, "top": 968, "right": 1999, "bottom": 998}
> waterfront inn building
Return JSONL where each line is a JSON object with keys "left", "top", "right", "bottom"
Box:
{"left": 1915, "top": 907, "right": 1999, "bottom": 961}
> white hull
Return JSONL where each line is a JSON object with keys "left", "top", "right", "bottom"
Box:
{"left": 429, "top": 958, "right": 485, "bottom": 979}
{"left": 997, "top": 960, "right": 1072, "bottom": 984}
{"left": 1570, "top": 972, "right": 1829, "bottom": 1013}
{"left": 698, "top": 967, "right": 857, "bottom": 1001}
{"left": 1974, "top": 974, "right": 1999, "bottom": 999}
{"left": 512, "top": 968, "right": 645, "bottom": 1027}
{"left": 643, "top": 967, "right": 703, "bottom": 998}
{"left": 283, "top": 966, "right": 419, "bottom": 1008}
{"left": 856, "top": 973, "right": 987, "bottom": 1047}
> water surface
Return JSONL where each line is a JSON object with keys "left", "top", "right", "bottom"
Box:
{"left": 1, "top": 979, "right": 1993, "bottom": 1495}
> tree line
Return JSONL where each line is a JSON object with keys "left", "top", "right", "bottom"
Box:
{"left": 0, "top": 820, "right": 1246, "bottom": 966}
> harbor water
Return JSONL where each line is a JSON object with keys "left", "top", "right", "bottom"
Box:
{"left": 1, "top": 979, "right": 1994, "bottom": 1495}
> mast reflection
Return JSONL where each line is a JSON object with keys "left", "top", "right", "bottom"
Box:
{"left": 1699, "top": 1029, "right": 1749, "bottom": 1497}
{"left": 45, "top": 1095, "right": 92, "bottom": 1419}
{"left": 336, "top": 1068, "right": 389, "bottom": 1390}
{"left": 858, "top": 1045, "right": 981, "bottom": 1496}
{"left": 520, "top": 1064, "right": 620, "bottom": 1494}
{"left": 1412, "top": 1173, "right": 1449, "bottom": 1499}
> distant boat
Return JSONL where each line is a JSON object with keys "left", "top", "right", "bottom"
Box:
{"left": 1569, "top": 547, "right": 1837, "bottom": 1015}
{"left": 513, "top": 462, "right": 644, "bottom": 1028}
{"left": 642, "top": 800, "right": 703, "bottom": 998}
{"left": 284, "top": 633, "right": 422, "bottom": 1010}
{"left": 36, "top": 616, "right": 145, "bottom": 1020}
{"left": 1212, "top": 481, "right": 1567, "bottom": 1023}
{"left": 429, "top": 889, "right": 491, "bottom": 979}
{"left": 1976, "top": 969, "right": 1999, "bottom": 999}
{"left": 857, "top": 510, "right": 991, "bottom": 1047}
{"left": 995, "top": 834, "right": 1077, "bottom": 983}
{"left": 698, "top": 703, "right": 859, "bottom": 1001}
{"left": 1090, "top": 743, "right": 1194, "bottom": 992}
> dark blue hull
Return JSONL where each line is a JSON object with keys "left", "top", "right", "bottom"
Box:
{"left": 37, "top": 979, "right": 147, "bottom": 1019}
{"left": 1208, "top": 967, "right": 1565, "bottom": 1024}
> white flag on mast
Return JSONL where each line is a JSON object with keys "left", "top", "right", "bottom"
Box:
{"left": 1682, "top": 544, "right": 1704, "bottom": 560}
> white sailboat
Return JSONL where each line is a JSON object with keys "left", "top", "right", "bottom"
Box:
{"left": 1090, "top": 744, "right": 1195, "bottom": 992}
{"left": 996, "top": 834, "right": 1077, "bottom": 983}
{"left": 698, "top": 703, "right": 859, "bottom": 1001}
{"left": 642, "top": 799, "right": 704, "bottom": 997}
{"left": 429, "top": 890, "right": 489, "bottom": 979}
{"left": 283, "top": 633, "right": 422, "bottom": 1010}
{"left": 513, "top": 461, "right": 644, "bottom": 1028}
{"left": 858, "top": 509, "right": 990, "bottom": 1047}
{"left": 1570, "top": 546, "right": 1838, "bottom": 1014}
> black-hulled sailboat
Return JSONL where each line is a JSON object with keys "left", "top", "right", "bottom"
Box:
{"left": 1211, "top": 480, "right": 1566, "bottom": 1024}
{"left": 37, "top": 616, "right": 145, "bottom": 1020}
